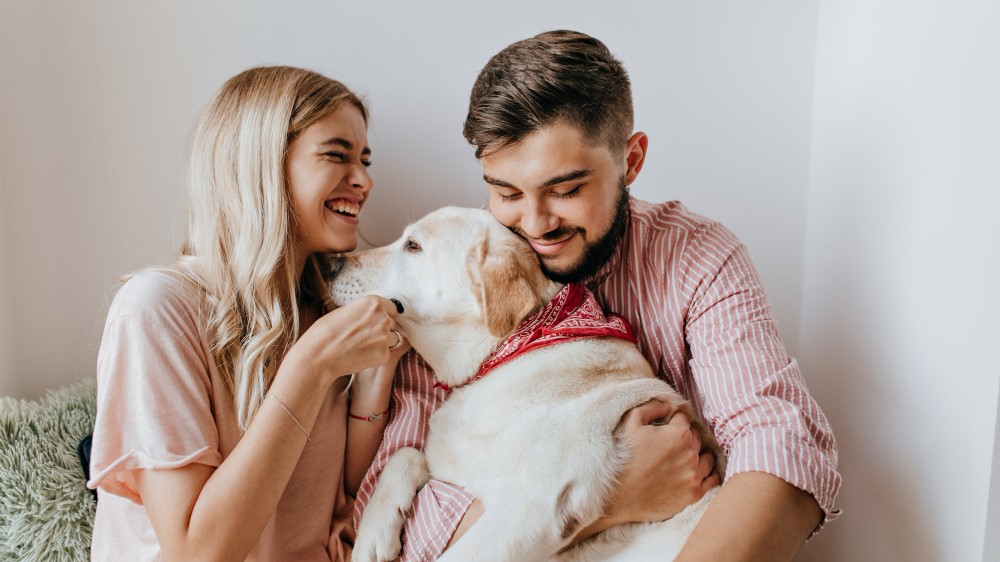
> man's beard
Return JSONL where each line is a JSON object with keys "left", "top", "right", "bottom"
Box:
{"left": 514, "top": 177, "right": 630, "bottom": 284}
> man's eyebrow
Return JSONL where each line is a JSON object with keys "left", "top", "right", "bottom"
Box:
{"left": 542, "top": 169, "right": 593, "bottom": 187}
{"left": 320, "top": 137, "right": 372, "bottom": 156}
{"left": 483, "top": 174, "right": 515, "bottom": 188}
{"left": 484, "top": 169, "right": 594, "bottom": 189}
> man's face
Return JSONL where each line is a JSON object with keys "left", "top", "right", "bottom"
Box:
{"left": 482, "top": 121, "right": 631, "bottom": 283}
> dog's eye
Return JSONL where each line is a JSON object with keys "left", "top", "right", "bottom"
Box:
{"left": 404, "top": 239, "right": 422, "bottom": 252}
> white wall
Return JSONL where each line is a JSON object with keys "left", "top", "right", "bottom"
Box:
{"left": 0, "top": 0, "right": 817, "bottom": 399}
{"left": 796, "top": 1, "right": 1000, "bottom": 560}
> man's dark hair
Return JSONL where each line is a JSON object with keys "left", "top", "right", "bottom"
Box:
{"left": 463, "top": 30, "right": 634, "bottom": 158}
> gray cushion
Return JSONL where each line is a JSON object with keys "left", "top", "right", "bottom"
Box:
{"left": 0, "top": 379, "right": 97, "bottom": 562}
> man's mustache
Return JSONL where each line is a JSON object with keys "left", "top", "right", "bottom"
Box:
{"left": 509, "top": 226, "right": 584, "bottom": 242}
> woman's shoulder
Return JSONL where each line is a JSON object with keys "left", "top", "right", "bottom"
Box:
{"left": 107, "top": 268, "right": 207, "bottom": 328}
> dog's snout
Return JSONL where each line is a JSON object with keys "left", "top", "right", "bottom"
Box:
{"left": 326, "top": 253, "right": 380, "bottom": 308}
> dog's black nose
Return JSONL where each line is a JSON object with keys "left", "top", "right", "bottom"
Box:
{"left": 390, "top": 298, "right": 404, "bottom": 314}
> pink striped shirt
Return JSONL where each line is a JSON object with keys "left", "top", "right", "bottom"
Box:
{"left": 353, "top": 198, "right": 841, "bottom": 560}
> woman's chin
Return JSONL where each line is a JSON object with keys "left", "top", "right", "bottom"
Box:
{"left": 326, "top": 236, "right": 358, "bottom": 254}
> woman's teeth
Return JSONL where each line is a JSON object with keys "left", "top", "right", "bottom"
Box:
{"left": 326, "top": 199, "right": 360, "bottom": 216}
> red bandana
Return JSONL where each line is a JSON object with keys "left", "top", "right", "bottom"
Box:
{"left": 436, "top": 283, "right": 637, "bottom": 392}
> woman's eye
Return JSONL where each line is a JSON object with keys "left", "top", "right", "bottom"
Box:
{"left": 323, "top": 151, "right": 346, "bottom": 161}
{"left": 404, "top": 239, "right": 421, "bottom": 252}
{"left": 361, "top": 160, "right": 372, "bottom": 168}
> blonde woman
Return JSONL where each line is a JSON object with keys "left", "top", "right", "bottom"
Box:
{"left": 87, "top": 66, "right": 404, "bottom": 561}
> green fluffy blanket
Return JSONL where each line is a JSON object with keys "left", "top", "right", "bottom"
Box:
{"left": 0, "top": 379, "right": 97, "bottom": 562}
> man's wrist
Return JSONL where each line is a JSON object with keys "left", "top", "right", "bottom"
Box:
{"left": 566, "top": 513, "right": 619, "bottom": 547}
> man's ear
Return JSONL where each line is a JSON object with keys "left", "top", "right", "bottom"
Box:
{"left": 471, "top": 237, "right": 548, "bottom": 338}
{"left": 623, "top": 131, "right": 648, "bottom": 186}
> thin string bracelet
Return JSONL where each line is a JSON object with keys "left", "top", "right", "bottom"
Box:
{"left": 349, "top": 405, "right": 390, "bottom": 423}
{"left": 266, "top": 393, "right": 313, "bottom": 449}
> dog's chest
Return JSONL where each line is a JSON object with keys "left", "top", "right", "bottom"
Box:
{"left": 427, "top": 368, "right": 542, "bottom": 449}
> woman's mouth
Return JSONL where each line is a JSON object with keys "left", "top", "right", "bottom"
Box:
{"left": 325, "top": 198, "right": 361, "bottom": 218}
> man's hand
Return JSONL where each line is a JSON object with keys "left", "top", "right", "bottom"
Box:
{"left": 569, "top": 400, "right": 720, "bottom": 546}
{"left": 456, "top": 399, "right": 724, "bottom": 551}
{"left": 604, "top": 399, "right": 720, "bottom": 525}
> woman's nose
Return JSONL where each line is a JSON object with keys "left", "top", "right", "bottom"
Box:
{"left": 350, "top": 163, "right": 373, "bottom": 192}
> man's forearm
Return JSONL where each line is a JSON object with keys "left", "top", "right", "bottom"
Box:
{"left": 676, "top": 471, "right": 822, "bottom": 562}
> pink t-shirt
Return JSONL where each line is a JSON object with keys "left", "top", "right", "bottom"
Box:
{"left": 87, "top": 270, "right": 355, "bottom": 561}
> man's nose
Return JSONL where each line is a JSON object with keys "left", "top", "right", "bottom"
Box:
{"left": 521, "top": 199, "right": 559, "bottom": 238}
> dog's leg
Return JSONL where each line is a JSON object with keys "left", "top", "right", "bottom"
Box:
{"left": 352, "top": 447, "right": 430, "bottom": 562}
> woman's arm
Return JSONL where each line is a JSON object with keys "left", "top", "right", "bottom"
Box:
{"left": 135, "top": 355, "right": 330, "bottom": 562}
{"left": 135, "top": 295, "right": 401, "bottom": 562}
{"left": 344, "top": 341, "right": 409, "bottom": 497}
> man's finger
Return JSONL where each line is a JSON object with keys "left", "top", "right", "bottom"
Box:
{"left": 702, "top": 472, "right": 722, "bottom": 494}
{"left": 622, "top": 399, "right": 673, "bottom": 428}
{"left": 689, "top": 427, "right": 703, "bottom": 452}
{"left": 667, "top": 411, "right": 691, "bottom": 430}
{"left": 697, "top": 450, "right": 715, "bottom": 479}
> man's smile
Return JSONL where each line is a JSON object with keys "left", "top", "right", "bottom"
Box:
{"left": 527, "top": 234, "right": 575, "bottom": 256}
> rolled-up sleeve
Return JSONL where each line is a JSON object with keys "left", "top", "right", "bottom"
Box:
{"left": 88, "top": 272, "right": 222, "bottom": 504}
{"left": 683, "top": 227, "right": 841, "bottom": 525}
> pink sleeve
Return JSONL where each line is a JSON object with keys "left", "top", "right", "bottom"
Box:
{"left": 87, "top": 272, "right": 222, "bottom": 504}
{"left": 353, "top": 352, "right": 475, "bottom": 559}
{"left": 683, "top": 225, "right": 841, "bottom": 526}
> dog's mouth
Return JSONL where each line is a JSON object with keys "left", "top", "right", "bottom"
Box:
{"left": 323, "top": 256, "right": 346, "bottom": 282}
{"left": 325, "top": 198, "right": 361, "bottom": 217}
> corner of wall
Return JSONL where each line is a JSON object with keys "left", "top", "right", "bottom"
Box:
{"left": 0, "top": 164, "right": 19, "bottom": 396}
{"left": 985, "top": 377, "right": 1000, "bottom": 560}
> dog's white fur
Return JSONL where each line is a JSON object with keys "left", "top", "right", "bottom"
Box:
{"left": 330, "top": 207, "right": 723, "bottom": 562}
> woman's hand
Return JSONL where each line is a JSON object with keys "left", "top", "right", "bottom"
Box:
{"left": 287, "top": 295, "right": 402, "bottom": 385}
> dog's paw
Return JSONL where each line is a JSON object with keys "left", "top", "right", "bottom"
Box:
{"left": 352, "top": 513, "right": 404, "bottom": 562}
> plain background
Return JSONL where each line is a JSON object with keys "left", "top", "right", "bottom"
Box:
{"left": 1, "top": 1, "right": 997, "bottom": 560}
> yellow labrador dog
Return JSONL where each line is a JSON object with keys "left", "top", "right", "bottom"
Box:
{"left": 329, "top": 207, "right": 723, "bottom": 562}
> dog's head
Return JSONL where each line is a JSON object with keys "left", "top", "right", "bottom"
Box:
{"left": 328, "top": 207, "right": 561, "bottom": 384}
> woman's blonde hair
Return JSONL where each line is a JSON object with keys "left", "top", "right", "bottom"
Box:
{"left": 176, "top": 66, "right": 367, "bottom": 430}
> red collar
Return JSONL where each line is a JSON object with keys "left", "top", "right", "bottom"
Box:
{"left": 436, "top": 283, "right": 636, "bottom": 392}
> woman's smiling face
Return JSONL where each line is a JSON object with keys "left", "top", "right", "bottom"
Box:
{"left": 285, "top": 104, "right": 373, "bottom": 264}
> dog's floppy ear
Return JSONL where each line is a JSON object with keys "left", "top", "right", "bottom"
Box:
{"left": 472, "top": 235, "right": 551, "bottom": 338}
